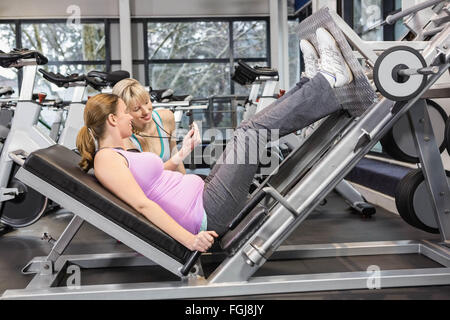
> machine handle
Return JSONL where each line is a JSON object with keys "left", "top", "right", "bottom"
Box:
{"left": 8, "top": 149, "right": 28, "bottom": 166}
{"left": 181, "top": 190, "right": 267, "bottom": 276}
{"left": 385, "top": 0, "right": 445, "bottom": 25}
{"left": 180, "top": 251, "right": 202, "bottom": 276}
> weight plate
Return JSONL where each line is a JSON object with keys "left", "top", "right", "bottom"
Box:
{"left": 374, "top": 46, "right": 427, "bottom": 101}
{"left": 0, "top": 164, "right": 49, "bottom": 228}
{"left": 445, "top": 116, "right": 450, "bottom": 156}
{"left": 395, "top": 169, "right": 450, "bottom": 234}
{"left": 380, "top": 99, "right": 447, "bottom": 163}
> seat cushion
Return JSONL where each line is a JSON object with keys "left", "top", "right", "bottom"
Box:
{"left": 23, "top": 144, "right": 192, "bottom": 264}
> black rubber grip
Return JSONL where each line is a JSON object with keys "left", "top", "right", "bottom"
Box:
{"left": 0, "top": 49, "right": 48, "bottom": 68}
{"left": 39, "top": 69, "right": 86, "bottom": 87}
{"left": 180, "top": 251, "right": 202, "bottom": 276}
{"left": 228, "top": 189, "right": 267, "bottom": 230}
{"left": 354, "top": 202, "right": 376, "bottom": 216}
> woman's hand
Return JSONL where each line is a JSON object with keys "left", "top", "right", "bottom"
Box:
{"left": 181, "top": 122, "right": 201, "bottom": 156}
{"left": 171, "top": 122, "right": 201, "bottom": 165}
{"left": 188, "top": 230, "right": 219, "bottom": 252}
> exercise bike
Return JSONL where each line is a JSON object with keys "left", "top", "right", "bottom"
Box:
{"left": 0, "top": 49, "right": 51, "bottom": 228}
{"left": 39, "top": 68, "right": 130, "bottom": 150}
{"left": 0, "top": 49, "right": 129, "bottom": 229}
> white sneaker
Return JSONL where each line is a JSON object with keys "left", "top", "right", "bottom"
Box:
{"left": 300, "top": 39, "right": 320, "bottom": 79}
{"left": 316, "top": 28, "right": 353, "bottom": 87}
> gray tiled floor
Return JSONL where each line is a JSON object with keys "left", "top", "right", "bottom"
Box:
{"left": 0, "top": 192, "right": 449, "bottom": 299}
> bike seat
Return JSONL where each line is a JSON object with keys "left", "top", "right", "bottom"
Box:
{"left": 85, "top": 70, "right": 130, "bottom": 90}
{"left": 231, "top": 69, "right": 255, "bottom": 86}
{"left": 171, "top": 94, "right": 193, "bottom": 102}
{"left": 232, "top": 60, "right": 278, "bottom": 85}
{"left": 0, "top": 49, "right": 48, "bottom": 68}
{"left": 150, "top": 88, "right": 174, "bottom": 102}
{"left": 39, "top": 69, "right": 86, "bottom": 88}
{"left": 237, "top": 60, "right": 279, "bottom": 77}
{"left": 0, "top": 86, "right": 14, "bottom": 97}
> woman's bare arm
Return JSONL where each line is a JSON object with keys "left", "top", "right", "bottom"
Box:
{"left": 94, "top": 149, "right": 216, "bottom": 251}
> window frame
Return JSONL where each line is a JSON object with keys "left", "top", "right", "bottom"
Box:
{"left": 0, "top": 20, "right": 20, "bottom": 94}
{"left": 138, "top": 16, "right": 270, "bottom": 96}
{"left": 1, "top": 16, "right": 271, "bottom": 131}
{"left": 2, "top": 16, "right": 270, "bottom": 97}
{"left": 1, "top": 18, "right": 111, "bottom": 92}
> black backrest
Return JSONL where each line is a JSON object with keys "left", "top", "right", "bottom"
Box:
{"left": 23, "top": 144, "right": 192, "bottom": 263}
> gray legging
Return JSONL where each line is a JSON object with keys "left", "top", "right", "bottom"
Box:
{"left": 203, "top": 73, "right": 341, "bottom": 235}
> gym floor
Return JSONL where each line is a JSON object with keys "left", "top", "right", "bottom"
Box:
{"left": 0, "top": 191, "right": 449, "bottom": 300}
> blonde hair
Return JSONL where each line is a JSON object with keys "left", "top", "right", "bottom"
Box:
{"left": 112, "top": 78, "right": 150, "bottom": 112}
{"left": 76, "top": 93, "right": 120, "bottom": 172}
{"left": 112, "top": 78, "right": 151, "bottom": 151}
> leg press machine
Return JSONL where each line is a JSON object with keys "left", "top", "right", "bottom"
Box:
{"left": 2, "top": 4, "right": 450, "bottom": 299}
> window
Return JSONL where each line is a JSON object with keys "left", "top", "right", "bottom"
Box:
{"left": 0, "top": 21, "right": 108, "bottom": 134}
{"left": 146, "top": 19, "right": 269, "bottom": 98}
{"left": 233, "top": 21, "right": 267, "bottom": 59}
{"left": 0, "top": 23, "right": 18, "bottom": 96}
{"left": 20, "top": 21, "right": 106, "bottom": 99}
{"left": 149, "top": 62, "right": 231, "bottom": 98}
{"left": 1, "top": 21, "right": 109, "bottom": 99}
{"left": 353, "top": 0, "right": 383, "bottom": 41}
{"left": 394, "top": 0, "right": 408, "bottom": 40}
{"left": 149, "top": 21, "right": 229, "bottom": 60}
{"left": 147, "top": 20, "right": 231, "bottom": 98}
{"left": 2, "top": 18, "right": 269, "bottom": 134}
{"left": 21, "top": 23, "right": 105, "bottom": 62}
{"left": 144, "top": 18, "right": 269, "bottom": 133}
{"left": 350, "top": 0, "right": 408, "bottom": 42}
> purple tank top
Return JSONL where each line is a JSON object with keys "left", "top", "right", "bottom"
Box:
{"left": 114, "top": 149, "right": 205, "bottom": 234}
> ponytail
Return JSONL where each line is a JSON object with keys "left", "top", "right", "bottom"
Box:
{"left": 76, "top": 125, "right": 96, "bottom": 172}
{"left": 75, "top": 93, "right": 120, "bottom": 172}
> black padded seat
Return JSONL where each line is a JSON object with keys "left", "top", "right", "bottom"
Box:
{"left": 237, "top": 60, "right": 278, "bottom": 77}
{"left": 86, "top": 70, "right": 130, "bottom": 90}
{"left": 23, "top": 144, "right": 192, "bottom": 264}
{"left": 0, "top": 49, "right": 48, "bottom": 68}
{"left": 231, "top": 61, "right": 278, "bottom": 86}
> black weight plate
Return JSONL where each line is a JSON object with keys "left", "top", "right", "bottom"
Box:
{"left": 395, "top": 169, "right": 435, "bottom": 233}
{"left": 395, "top": 169, "right": 450, "bottom": 234}
{"left": 445, "top": 116, "right": 450, "bottom": 156}
{"left": 380, "top": 99, "right": 447, "bottom": 163}
{"left": 0, "top": 164, "right": 48, "bottom": 228}
{"left": 0, "top": 222, "right": 11, "bottom": 236}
